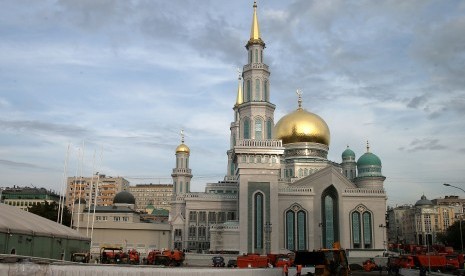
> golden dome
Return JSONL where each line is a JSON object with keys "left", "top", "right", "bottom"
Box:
{"left": 274, "top": 108, "right": 330, "bottom": 146}
{"left": 175, "top": 143, "right": 190, "bottom": 154}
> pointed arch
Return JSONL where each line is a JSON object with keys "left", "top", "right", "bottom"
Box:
{"left": 350, "top": 205, "right": 373, "bottom": 249}
{"left": 266, "top": 119, "right": 272, "bottom": 139}
{"left": 243, "top": 117, "right": 250, "bottom": 139}
{"left": 255, "top": 79, "right": 261, "bottom": 101}
{"left": 254, "top": 117, "right": 263, "bottom": 140}
{"left": 254, "top": 192, "right": 264, "bottom": 249}
{"left": 246, "top": 80, "right": 251, "bottom": 102}
{"left": 321, "top": 185, "right": 339, "bottom": 249}
{"left": 284, "top": 204, "right": 308, "bottom": 251}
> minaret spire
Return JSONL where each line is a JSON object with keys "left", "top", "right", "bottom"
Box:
{"left": 181, "top": 129, "right": 185, "bottom": 144}
{"left": 235, "top": 69, "right": 243, "bottom": 106}
{"left": 250, "top": 1, "right": 261, "bottom": 41}
{"left": 366, "top": 140, "right": 370, "bottom": 152}
{"left": 247, "top": 1, "right": 264, "bottom": 47}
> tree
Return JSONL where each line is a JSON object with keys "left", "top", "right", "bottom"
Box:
{"left": 441, "top": 220, "right": 465, "bottom": 251}
{"left": 28, "top": 201, "right": 72, "bottom": 227}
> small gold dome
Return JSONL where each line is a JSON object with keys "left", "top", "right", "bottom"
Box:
{"left": 274, "top": 108, "right": 330, "bottom": 145}
{"left": 175, "top": 143, "right": 190, "bottom": 154}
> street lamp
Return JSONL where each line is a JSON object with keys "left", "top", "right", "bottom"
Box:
{"left": 443, "top": 183, "right": 465, "bottom": 252}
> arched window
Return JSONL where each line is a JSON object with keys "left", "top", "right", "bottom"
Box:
{"left": 363, "top": 212, "right": 372, "bottom": 248}
{"left": 255, "top": 79, "right": 260, "bottom": 101}
{"left": 255, "top": 193, "right": 264, "bottom": 249}
{"left": 261, "top": 50, "right": 263, "bottom": 63}
{"left": 322, "top": 186, "right": 338, "bottom": 249}
{"left": 230, "top": 163, "right": 234, "bottom": 176}
{"left": 285, "top": 206, "right": 307, "bottom": 251}
{"left": 286, "top": 210, "right": 295, "bottom": 250}
{"left": 299, "top": 168, "right": 303, "bottom": 177}
{"left": 266, "top": 120, "right": 272, "bottom": 139}
{"left": 180, "top": 181, "right": 183, "bottom": 193}
{"left": 264, "top": 80, "right": 268, "bottom": 101}
{"left": 244, "top": 118, "right": 250, "bottom": 139}
{"left": 249, "top": 50, "right": 252, "bottom": 63}
{"left": 255, "top": 118, "right": 263, "bottom": 140}
{"left": 304, "top": 168, "right": 308, "bottom": 176}
{"left": 352, "top": 212, "right": 361, "bottom": 248}
{"left": 246, "top": 80, "right": 251, "bottom": 102}
{"left": 255, "top": 49, "right": 258, "bottom": 63}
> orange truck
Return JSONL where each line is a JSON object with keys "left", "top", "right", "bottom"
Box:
{"left": 237, "top": 253, "right": 269, "bottom": 268}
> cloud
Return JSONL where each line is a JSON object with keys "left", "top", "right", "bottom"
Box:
{"left": 399, "top": 138, "right": 447, "bottom": 152}
{"left": 0, "top": 159, "right": 52, "bottom": 171}
{"left": 0, "top": 119, "right": 88, "bottom": 138}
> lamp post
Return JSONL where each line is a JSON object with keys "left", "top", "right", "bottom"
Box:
{"left": 443, "top": 183, "right": 465, "bottom": 252}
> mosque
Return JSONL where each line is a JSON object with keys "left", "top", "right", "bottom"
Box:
{"left": 169, "top": 2, "right": 387, "bottom": 255}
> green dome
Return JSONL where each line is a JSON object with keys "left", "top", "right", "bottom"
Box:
{"left": 342, "top": 146, "right": 356, "bottom": 159}
{"left": 357, "top": 152, "right": 382, "bottom": 167}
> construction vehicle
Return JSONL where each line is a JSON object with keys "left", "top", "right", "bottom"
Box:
{"left": 267, "top": 253, "right": 294, "bottom": 267}
{"left": 146, "top": 249, "right": 185, "bottom": 266}
{"left": 362, "top": 258, "right": 379, "bottom": 272}
{"left": 100, "top": 247, "right": 126, "bottom": 264}
{"left": 127, "top": 249, "right": 140, "bottom": 264}
{"left": 294, "top": 243, "right": 350, "bottom": 276}
{"left": 212, "top": 256, "right": 225, "bottom": 267}
{"left": 71, "top": 252, "right": 90, "bottom": 263}
{"left": 236, "top": 253, "right": 269, "bottom": 268}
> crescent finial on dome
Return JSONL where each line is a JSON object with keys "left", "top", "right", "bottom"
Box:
{"left": 296, "top": 89, "right": 303, "bottom": 110}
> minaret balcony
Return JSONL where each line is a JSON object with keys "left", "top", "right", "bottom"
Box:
{"left": 236, "top": 139, "right": 282, "bottom": 148}
{"left": 172, "top": 168, "right": 192, "bottom": 174}
{"left": 243, "top": 63, "right": 269, "bottom": 71}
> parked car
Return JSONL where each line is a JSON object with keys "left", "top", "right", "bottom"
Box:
{"left": 212, "top": 256, "right": 225, "bottom": 267}
{"left": 227, "top": 259, "right": 237, "bottom": 268}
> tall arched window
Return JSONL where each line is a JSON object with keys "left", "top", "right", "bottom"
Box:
{"left": 363, "top": 212, "right": 372, "bottom": 248}
{"left": 266, "top": 120, "right": 272, "bottom": 139}
{"left": 264, "top": 80, "right": 268, "bottom": 101}
{"left": 244, "top": 118, "right": 250, "bottom": 139}
{"left": 249, "top": 50, "right": 252, "bottom": 63}
{"left": 286, "top": 211, "right": 295, "bottom": 250}
{"left": 285, "top": 205, "right": 307, "bottom": 251}
{"left": 255, "top": 118, "right": 263, "bottom": 140}
{"left": 246, "top": 80, "right": 251, "bottom": 102}
{"left": 261, "top": 50, "right": 263, "bottom": 63}
{"left": 350, "top": 206, "right": 373, "bottom": 249}
{"left": 322, "top": 186, "right": 339, "bottom": 249}
{"left": 255, "top": 49, "right": 258, "bottom": 63}
{"left": 255, "top": 193, "right": 264, "bottom": 249}
{"left": 299, "top": 168, "right": 303, "bottom": 177}
{"left": 180, "top": 181, "right": 183, "bottom": 193}
{"left": 255, "top": 79, "right": 260, "bottom": 101}
{"left": 352, "top": 212, "right": 361, "bottom": 248}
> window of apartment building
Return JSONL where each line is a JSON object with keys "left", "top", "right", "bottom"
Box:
{"left": 208, "top": 212, "right": 216, "bottom": 223}
{"left": 199, "top": 212, "right": 206, "bottom": 222}
{"left": 189, "top": 211, "right": 197, "bottom": 222}
{"left": 188, "top": 226, "right": 196, "bottom": 238}
{"left": 174, "top": 229, "right": 182, "bottom": 237}
{"left": 198, "top": 226, "right": 206, "bottom": 238}
{"left": 218, "top": 212, "right": 226, "bottom": 223}
{"left": 122, "top": 217, "right": 129, "bottom": 222}
{"left": 227, "top": 212, "right": 236, "bottom": 221}
{"left": 114, "top": 216, "right": 121, "bottom": 222}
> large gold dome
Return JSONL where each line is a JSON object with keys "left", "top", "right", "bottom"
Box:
{"left": 175, "top": 143, "right": 190, "bottom": 154}
{"left": 274, "top": 108, "right": 330, "bottom": 145}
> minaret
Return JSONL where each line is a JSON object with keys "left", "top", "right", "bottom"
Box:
{"left": 225, "top": 71, "right": 243, "bottom": 181}
{"left": 172, "top": 130, "right": 192, "bottom": 196}
{"left": 237, "top": 0, "right": 275, "bottom": 141}
{"left": 233, "top": 1, "right": 284, "bottom": 255}
{"left": 341, "top": 145, "right": 357, "bottom": 181}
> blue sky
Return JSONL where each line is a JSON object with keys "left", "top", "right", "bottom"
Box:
{"left": 1, "top": 0, "right": 464, "bottom": 207}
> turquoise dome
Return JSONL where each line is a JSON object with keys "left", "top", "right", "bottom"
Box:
{"left": 357, "top": 152, "right": 382, "bottom": 167}
{"left": 342, "top": 147, "right": 356, "bottom": 159}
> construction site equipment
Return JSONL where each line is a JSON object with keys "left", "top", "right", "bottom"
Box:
{"left": 100, "top": 247, "right": 125, "bottom": 264}
{"left": 294, "top": 248, "right": 350, "bottom": 276}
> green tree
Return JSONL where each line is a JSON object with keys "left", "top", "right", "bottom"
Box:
{"left": 442, "top": 220, "right": 465, "bottom": 251}
{"left": 28, "top": 201, "right": 72, "bottom": 227}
